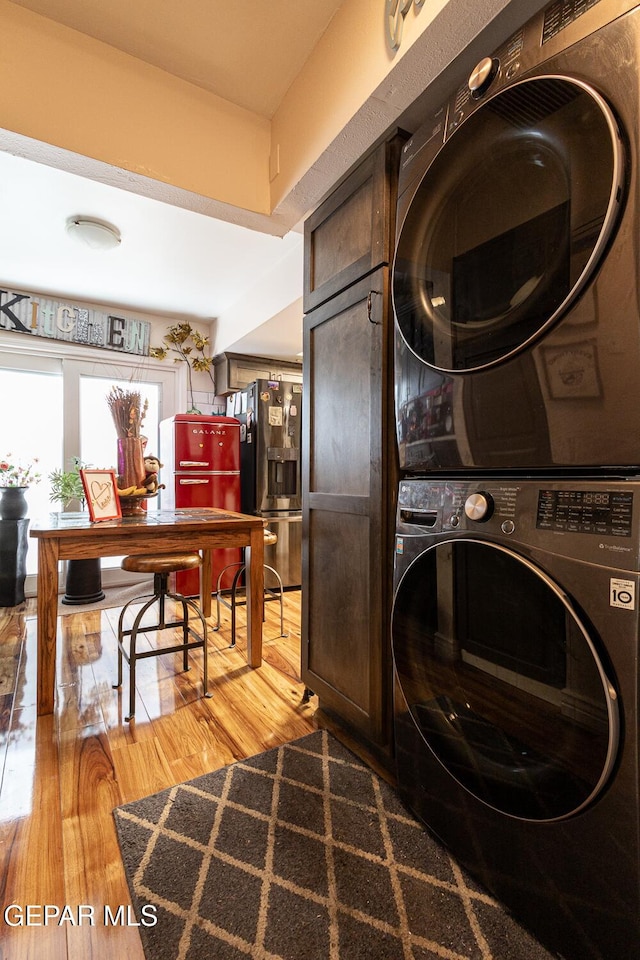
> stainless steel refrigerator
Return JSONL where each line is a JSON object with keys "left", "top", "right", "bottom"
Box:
{"left": 228, "top": 379, "right": 302, "bottom": 587}
{"left": 159, "top": 413, "right": 241, "bottom": 595}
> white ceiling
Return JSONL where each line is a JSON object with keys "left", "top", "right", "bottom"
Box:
{"left": 0, "top": 0, "right": 345, "bottom": 360}
{"left": 0, "top": 148, "right": 303, "bottom": 329}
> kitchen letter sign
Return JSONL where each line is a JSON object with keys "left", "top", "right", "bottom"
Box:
{"left": 0, "top": 288, "right": 150, "bottom": 356}
{"left": 386, "top": 0, "right": 426, "bottom": 51}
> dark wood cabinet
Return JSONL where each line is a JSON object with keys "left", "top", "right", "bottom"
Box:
{"left": 303, "top": 142, "right": 399, "bottom": 313}
{"left": 213, "top": 352, "right": 303, "bottom": 395}
{"left": 302, "top": 135, "right": 404, "bottom": 769}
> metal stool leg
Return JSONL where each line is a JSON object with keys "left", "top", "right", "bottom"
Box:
{"left": 121, "top": 594, "right": 159, "bottom": 721}
{"left": 264, "top": 564, "right": 287, "bottom": 637}
{"left": 116, "top": 606, "right": 127, "bottom": 688}
{"left": 114, "top": 591, "right": 154, "bottom": 714}
{"left": 185, "top": 597, "right": 211, "bottom": 698}
{"left": 166, "top": 591, "right": 211, "bottom": 698}
{"left": 214, "top": 560, "right": 245, "bottom": 631}
{"left": 230, "top": 563, "right": 245, "bottom": 647}
{"left": 218, "top": 560, "right": 288, "bottom": 646}
{"left": 180, "top": 597, "right": 191, "bottom": 670}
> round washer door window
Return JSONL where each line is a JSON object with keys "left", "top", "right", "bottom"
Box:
{"left": 393, "top": 76, "right": 625, "bottom": 371}
{"left": 391, "top": 540, "right": 619, "bottom": 821}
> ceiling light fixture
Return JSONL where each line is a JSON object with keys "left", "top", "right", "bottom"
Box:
{"left": 66, "top": 217, "right": 122, "bottom": 251}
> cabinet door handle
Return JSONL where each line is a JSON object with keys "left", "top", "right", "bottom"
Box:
{"left": 179, "top": 478, "right": 209, "bottom": 485}
{"left": 367, "top": 290, "right": 382, "bottom": 325}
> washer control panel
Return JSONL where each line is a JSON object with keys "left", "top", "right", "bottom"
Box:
{"left": 536, "top": 489, "right": 633, "bottom": 537}
{"left": 443, "top": 0, "right": 613, "bottom": 140}
{"left": 397, "top": 479, "right": 636, "bottom": 553}
{"left": 398, "top": 480, "right": 519, "bottom": 531}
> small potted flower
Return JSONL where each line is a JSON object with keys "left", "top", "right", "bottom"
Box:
{"left": 0, "top": 454, "right": 41, "bottom": 519}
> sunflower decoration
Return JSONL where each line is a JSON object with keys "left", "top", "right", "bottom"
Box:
{"left": 150, "top": 323, "right": 215, "bottom": 413}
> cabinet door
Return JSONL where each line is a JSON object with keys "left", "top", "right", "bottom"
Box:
{"left": 303, "top": 138, "right": 402, "bottom": 313}
{"left": 302, "top": 269, "right": 394, "bottom": 750}
{"left": 213, "top": 353, "right": 303, "bottom": 394}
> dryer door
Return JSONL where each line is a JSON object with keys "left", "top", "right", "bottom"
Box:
{"left": 391, "top": 539, "right": 619, "bottom": 821}
{"left": 393, "top": 76, "right": 625, "bottom": 372}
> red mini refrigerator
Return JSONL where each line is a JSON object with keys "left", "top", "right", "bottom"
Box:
{"left": 159, "top": 414, "right": 242, "bottom": 596}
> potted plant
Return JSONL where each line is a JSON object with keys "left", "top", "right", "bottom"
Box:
{"left": 0, "top": 453, "right": 41, "bottom": 519}
{"left": 49, "top": 458, "right": 105, "bottom": 605}
{"left": 48, "top": 456, "right": 86, "bottom": 511}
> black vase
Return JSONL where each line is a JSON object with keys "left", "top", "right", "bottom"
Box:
{"left": 61, "top": 557, "right": 106, "bottom": 605}
{"left": 0, "top": 486, "right": 29, "bottom": 520}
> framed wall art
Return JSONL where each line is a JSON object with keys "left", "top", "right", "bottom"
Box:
{"left": 541, "top": 340, "right": 602, "bottom": 400}
{"left": 80, "top": 469, "right": 122, "bottom": 522}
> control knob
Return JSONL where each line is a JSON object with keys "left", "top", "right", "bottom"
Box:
{"left": 464, "top": 492, "right": 494, "bottom": 522}
{"left": 468, "top": 57, "right": 499, "bottom": 98}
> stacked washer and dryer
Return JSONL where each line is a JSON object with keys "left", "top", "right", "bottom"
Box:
{"left": 390, "top": 2, "right": 640, "bottom": 958}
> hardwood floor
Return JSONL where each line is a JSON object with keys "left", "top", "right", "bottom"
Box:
{"left": 0, "top": 588, "right": 316, "bottom": 960}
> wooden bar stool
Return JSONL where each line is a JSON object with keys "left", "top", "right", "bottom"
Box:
{"left": 114, "top": 552, "right": 211, "bottom": 721}
{"left": 214, "top": 524, "right": 286, "bottom": 646}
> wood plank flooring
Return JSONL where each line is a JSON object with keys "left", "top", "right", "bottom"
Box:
{"left": 0, "top": 588, "right": 316, "bottom": 960}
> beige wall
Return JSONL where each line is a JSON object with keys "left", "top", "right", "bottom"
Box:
{"left": 270, "top": 0, "right": 449, "bottom": 209}
{"left": 0, "top": 1, "right": 270, "bottom": 214}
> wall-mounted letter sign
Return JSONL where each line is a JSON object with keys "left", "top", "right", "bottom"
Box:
{"left": 386, "top": 0, "right": 426, "bottom": 52}
{"left": 0, "top": 288, "right": 150, "bottom": 356}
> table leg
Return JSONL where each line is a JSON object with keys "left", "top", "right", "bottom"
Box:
{"left": 245, "top": 527, "right": 264, "bottom": 668}
{"left": 201, "top": 548, "right": 212, "bottom": 618}
{"left": 37, "top": 539, "right": 59, "bottom": 715}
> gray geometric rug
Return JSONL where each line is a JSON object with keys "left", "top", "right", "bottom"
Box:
{"left": 113, "top": 729, "right": 554, "bottom": 960}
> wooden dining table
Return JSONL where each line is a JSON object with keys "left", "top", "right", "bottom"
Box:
{"left": 30, "top": 507, "right": 265, "bottom": 715}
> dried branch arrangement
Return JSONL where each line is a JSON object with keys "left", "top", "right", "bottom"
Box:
{"left": 106, "top": 386, "right": 149, "bottom": 439}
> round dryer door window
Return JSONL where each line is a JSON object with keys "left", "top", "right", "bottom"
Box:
{"left": 393, "top": 77, "right": 625, "bottom": 371}
{"left": 391, "top": 540, "right": 620, "bottom": 821}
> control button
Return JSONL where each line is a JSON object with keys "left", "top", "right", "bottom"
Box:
{"left": 468, "top": 57, "right": 499, "bottom": 98}
{"left": 501, "top": 520, "right": 515, "bottom": 535}
{"left": 450, "top": 514, "right": 460, "bottom": 527}
{"left": 464, "top": 492, "right": 494, "bottom": 522}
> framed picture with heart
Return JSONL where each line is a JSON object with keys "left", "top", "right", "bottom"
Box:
{"left": 80, "top": 469, "right": 122, "bottom": 522}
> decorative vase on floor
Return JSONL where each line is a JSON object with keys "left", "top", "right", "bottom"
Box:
{"left": 0, "top": 486, "right": 29, "bottom": 520}
{"left": 61, "top": 558, "right": 106, "bottom": 605}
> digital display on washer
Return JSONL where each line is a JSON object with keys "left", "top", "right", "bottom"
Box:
{"left": 536, "top": 489, "right": 633, "bottom": 536}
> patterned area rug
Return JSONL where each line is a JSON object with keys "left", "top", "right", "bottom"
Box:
{"left": 113, "top": 730, "right": 554, "bottom": 960}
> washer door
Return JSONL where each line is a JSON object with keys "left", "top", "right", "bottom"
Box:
{"left": 392, "top": 539, "right": 619, "bottom": 821}
{"left": 393, "top": 76, "right": 625, "bottom": 372}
